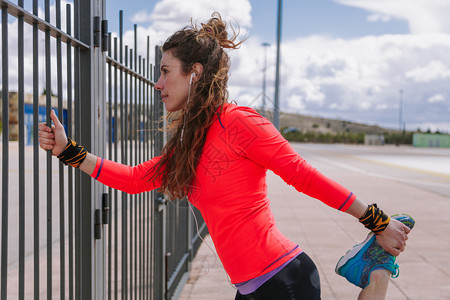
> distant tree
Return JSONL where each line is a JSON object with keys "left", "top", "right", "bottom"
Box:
{"left": 42, "top": 89, "right": 57, "bottom": 97}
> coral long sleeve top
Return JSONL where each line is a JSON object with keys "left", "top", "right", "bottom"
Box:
{"left": 90, "top": 103, "right": 356, "bottom": 283}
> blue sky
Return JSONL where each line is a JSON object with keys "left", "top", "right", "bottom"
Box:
{"left": 106, "top": 0, "right": 410, "bottom": 40}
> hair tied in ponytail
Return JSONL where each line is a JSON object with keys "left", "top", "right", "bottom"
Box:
{"left": 200, "top": 23, "right": 214, "bottom": 34}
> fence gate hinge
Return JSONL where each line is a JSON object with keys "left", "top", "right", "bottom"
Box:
{"left": 94, "top": 16, "right": 109, "bottom": 52}
{"left": 102, "top": 20, "right": 109, "bottom": 52}
{"left": 102, "top": 193, "right": 110, "bottom": 225}
{"left": 93, "top": 16, "right": 101, "bottom": 48}
{"left": 94, "top": 209, "right": 101, "bottom": 239}
{"left": 165, "top": 252, "right": 172, "bottom": 300}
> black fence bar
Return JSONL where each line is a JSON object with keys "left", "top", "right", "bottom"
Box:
{"left": 138, "top": 55, "right": 142, "bottom": 300}
{"left": 133, "top": 27, "right": 138, "bottom": 296}
{"left": 123, "top": 43, "right": 129, "bottom": 300}
{"left": 78, "top": 0, "right": 94, "bottom": 295}
{"left": 66, "top": 4, "right": 75, "bottom": 300}
{"left": 143, "top": 56, "right": 148, "bottom": 300}
{"left": 17, "top": 0, "right": 25, "bottom": 298}
{"left": 113, "top": 36, "right": 119, "bottom": 300}
{"left": 55, "top": 1, "right": 66, "bottom": 299}
{"left": 73, "top": 0, "right": 81, "bottom": 297}
{"left": 44, "top": 0, "right": 53, "bottom": 298}
{"left": 146, "top": 44, "right": 155, "bottom": 300}
{"left": 1, "top": 6, "right": 10, "bottom": 300}
{"left": 129, "top": 48, "right": 134, "bottom": 300}
{"left": 142, "top": 55, "right": 146, "bottom": 300}
{"left": 119, "top": 11, "right": 129, "bottom": 300}
{"left": 153, "top": 45, "right": 163, "bottom": 300}
{"left": 107, "top": 31, "right": 113, "bottom": 300}
{"left": 144, "top": 41, "right": 149, "bottom": 300}
{"left": 32, "top": 0, "right": 40, "bottom": 297}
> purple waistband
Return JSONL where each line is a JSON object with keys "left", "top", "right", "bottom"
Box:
{"left": 235, "top": 247, "right": 301, "bottom": 295}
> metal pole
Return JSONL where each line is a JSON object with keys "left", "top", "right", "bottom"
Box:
{"left": 18, "top": 0, "right": 26, "bottom": 298}
{"left": 273, "top": 0, "right": 283, "bottom": 130}
{"left": 1, "top": 7, "right": 10, "bottom": 300}
{"left": 44, "top": 1, "right": 53, "bottom": 297}
{"left": 65, "top": 5, "right": 74, "bottom": 299}
{"left": 32, "top": 1, "right": 41, "bottom": 297}
{"left": 262, "top": 42, "right": 270, "bottom": 118}
{"left": 399, "top": 90, "right": 403, "bottom": 132}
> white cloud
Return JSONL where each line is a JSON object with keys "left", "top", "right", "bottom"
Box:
{"left": 136, "top": 0, "right": 251, "bottom": 38}
{"left": 375, "top": 103, "right": 388, "bottom": 110}
{"left": 131, "top": 11, "right": 153, "bottom": 24}
{"left": 227, "top": 32, "right": 450, "bottom": 131}
{"left": 405, "top": 60, "right": 450, "bottom": 82}
{"left": 286, "top": 94, "right": 306, "bottom": 111}
{"left": 333, "top": 0, "right": 450, "bottom": 34}
{"left": 122, "top": 0, "right": 252, "bottom": 65}
{"left": 367, "top": 14, "right": 391, "bottom": 23}
{"left": 427, "top": 94, "right": 445, "bottom": 103}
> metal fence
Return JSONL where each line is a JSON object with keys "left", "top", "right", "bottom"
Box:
{"left": 0, "top": 0, "right": 207, "bottom": 299}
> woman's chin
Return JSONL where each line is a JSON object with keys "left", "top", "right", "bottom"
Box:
{"left": 164, "top": 105, "right": 177, "bottom": 112}
{"left": 164, "top": 102, "right": 186, "bottom": 112}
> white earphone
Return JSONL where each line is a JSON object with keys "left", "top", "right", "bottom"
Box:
{"left": 190, "top": 72, "right": 196, "bottom": 84}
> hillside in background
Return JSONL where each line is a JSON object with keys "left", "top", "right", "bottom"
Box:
{"left": 279, "top": 111, "right": 398, "bottom": 135}
{"left": 256, "top": 109, "right": 411, "bottom": 144}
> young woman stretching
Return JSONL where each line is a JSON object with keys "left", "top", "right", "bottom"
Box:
{"left": 39, "top": 13, "right": 412, "bottom": 300}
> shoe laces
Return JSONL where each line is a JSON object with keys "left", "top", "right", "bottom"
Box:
{"left": 391, "top": 263, "right": 400, "bottom": 278}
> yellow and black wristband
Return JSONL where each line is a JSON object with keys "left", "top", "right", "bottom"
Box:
{"left": 57, "top": 138, "right": 88, "bottom": 168}
{"left": 359, "top": 203, "right": 390, "bottom": 234}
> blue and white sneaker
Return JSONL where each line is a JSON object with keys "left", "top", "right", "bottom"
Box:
{"left": 335, "top": 213, "right": 415, "bottom": 289}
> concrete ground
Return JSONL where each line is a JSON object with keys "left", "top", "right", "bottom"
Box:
{"left": 178, "top": 144, "right": 450, "bottom": 300}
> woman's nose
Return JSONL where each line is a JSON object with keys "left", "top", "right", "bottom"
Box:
{"left": 154, "top": 76, "right": 163, "bottom": 91}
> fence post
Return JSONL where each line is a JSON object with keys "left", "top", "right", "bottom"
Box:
{"left": 77, "top": 0, "right": 106, "bottom": 298}
{"left": 77, "top": 0, "right": 93, "bottom": 297}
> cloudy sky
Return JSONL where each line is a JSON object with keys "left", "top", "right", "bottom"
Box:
{"left": 104, "top": 0, "right": 450, "bottom": 132}
{"left": 2, "top": 0, "right": 450, "bottom": 132}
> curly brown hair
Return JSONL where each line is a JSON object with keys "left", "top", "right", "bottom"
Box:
{"left": 149, "top": 12, "right": 243, "bottom": 200}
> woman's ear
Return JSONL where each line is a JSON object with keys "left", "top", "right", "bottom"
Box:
{"left": 192, "top": 63, "right": 204, "bottom": 81}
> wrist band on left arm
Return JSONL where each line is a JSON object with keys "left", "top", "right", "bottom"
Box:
{"left": 359, "top": 203, "right": 390, "bottom": 234}
{"left": 57, "top": 138, "right": 88, "bottom": 168}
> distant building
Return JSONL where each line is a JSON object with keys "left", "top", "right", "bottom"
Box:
{"left": 364, "top": 134, "right": 385, "bottom": 145}
{"left": 0, "top": 92, "right": 67, "bottom": 144}
{"left": 1, "top": 91, "right": 143, "bottom": 144}
{"left": 413, "top": 133, "right": 450, "bottom": 148}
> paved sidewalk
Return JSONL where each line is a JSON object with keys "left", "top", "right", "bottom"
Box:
{"left": 178, "top": 144, "right": 450, "bottom": 300}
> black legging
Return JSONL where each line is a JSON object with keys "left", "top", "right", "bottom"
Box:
{"left": 234, "top": 252, "right": 321, "bottom": 300}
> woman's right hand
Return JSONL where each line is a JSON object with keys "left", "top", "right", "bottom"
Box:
{"left": 38, "top": 110, "right": 68, "bottom": 156}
